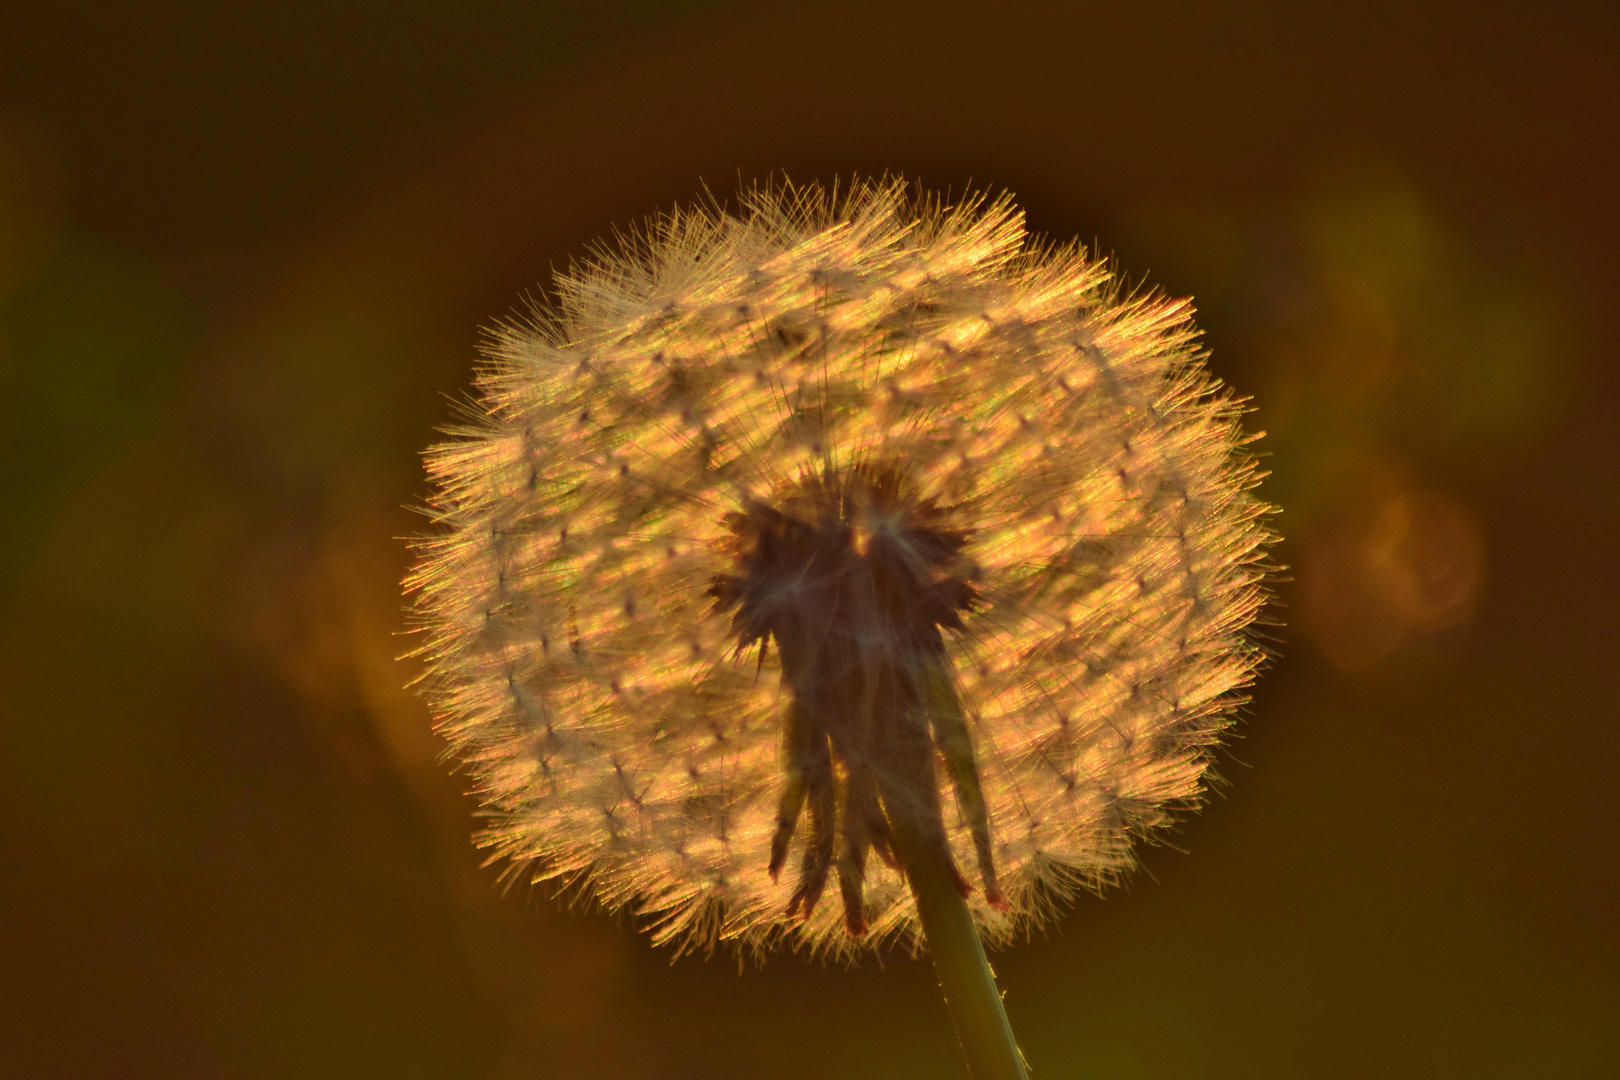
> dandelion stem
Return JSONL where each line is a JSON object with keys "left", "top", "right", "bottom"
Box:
{"left": 892, "top": 818, "right": 1029, "bottom": 1080}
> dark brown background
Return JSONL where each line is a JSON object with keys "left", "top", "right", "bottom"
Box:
{"left": 2, "top": 2, "right": 1616, "bottom": 1076}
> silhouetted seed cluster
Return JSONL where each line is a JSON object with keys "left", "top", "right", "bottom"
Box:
{"left": 409, "top": 178, "right": 1272, "bottom": 958}
{"left": 709, "top": 464, "right": 1001, "bottom": 936}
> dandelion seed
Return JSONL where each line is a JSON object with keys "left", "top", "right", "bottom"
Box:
{"left": 408, "top": 177, "right": 1272, "bottom": 1076}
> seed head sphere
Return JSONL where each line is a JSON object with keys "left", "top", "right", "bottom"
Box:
{"left": 410, "top": 179, "right": 1272, "bottom": 958}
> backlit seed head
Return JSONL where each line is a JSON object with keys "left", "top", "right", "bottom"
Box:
{"left": 408, "top": 178, "right": 1273, "bottom": 958}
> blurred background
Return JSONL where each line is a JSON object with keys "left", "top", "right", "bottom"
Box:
{"left": 2, "top": 1, "right": 1616, "bottom": 1076}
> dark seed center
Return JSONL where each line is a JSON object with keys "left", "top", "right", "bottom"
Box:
{"left": 707, "top": 463, "right": 1005, "bottom": 933}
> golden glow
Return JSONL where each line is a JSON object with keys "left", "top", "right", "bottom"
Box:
{"left": 410, "top": 179, "right": 1272, "bottom": 957}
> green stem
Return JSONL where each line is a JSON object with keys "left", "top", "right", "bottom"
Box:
{"left": 892, "top": 821, "right": 1030, "bottom": 1080}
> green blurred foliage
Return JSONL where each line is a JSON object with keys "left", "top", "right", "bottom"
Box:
{"left": 1117, "top": 156, "right": 1574, "bottom": 517}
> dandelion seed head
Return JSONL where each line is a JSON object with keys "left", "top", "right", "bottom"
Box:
{"left": 409, "top": 178, "right": 1272, "bottom": 958}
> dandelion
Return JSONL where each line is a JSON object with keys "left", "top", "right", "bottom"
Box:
{"left": 409, "top": 178, "right": 1271, "bottom": 1078}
